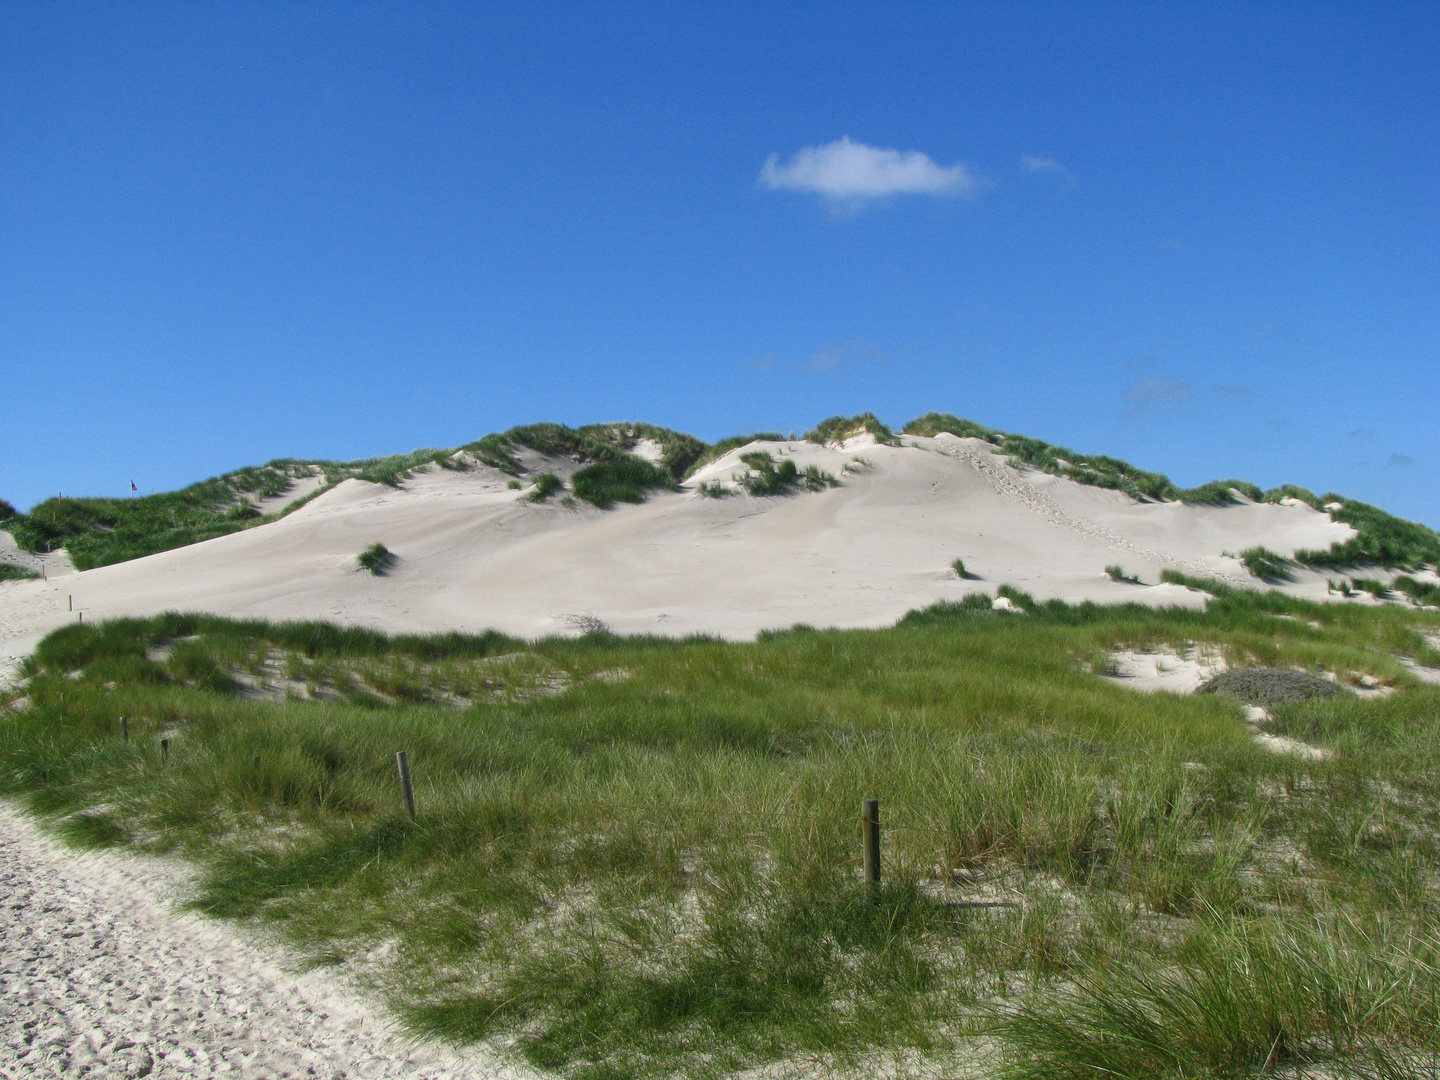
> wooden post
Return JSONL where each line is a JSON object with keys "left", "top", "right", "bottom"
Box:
{"left": 120, "top": 716, "right": 128, "bottom": 742}
{"left": 161, "top": 738, "right": 170, "bottom": 765}
{"left": 395, "top": 750, "right": 416, "bottom": 819}
{"left": 68, "top": 595, "right": 72, "bottom": 611}
{"left": 862, "top": 798, "right": 881, "bottom": 893}
{"left": 78, "top": 611, "right": 82, "bottom": 623}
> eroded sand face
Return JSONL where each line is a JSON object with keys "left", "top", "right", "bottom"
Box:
{"left": 0, "top": 436, "right": 1357, "bottom": 663}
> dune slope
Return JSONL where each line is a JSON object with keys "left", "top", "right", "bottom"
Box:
{"left": 0, "top": 435, "right": 1360, "bottom": 665}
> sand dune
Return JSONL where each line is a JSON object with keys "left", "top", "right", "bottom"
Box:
{"left": 0, "top": 435, "right": 1356, "bottom": 668}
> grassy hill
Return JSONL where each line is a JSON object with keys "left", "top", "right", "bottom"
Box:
{"left": 4, "top": 413, "right": 1436, "bottom": 573}
{"left": 5, "top": 582, "right": 1439, "bottom": 1078}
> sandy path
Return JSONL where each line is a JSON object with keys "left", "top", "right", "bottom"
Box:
{"left": 0, "top": 802, "right": 533, "bottom": 1080}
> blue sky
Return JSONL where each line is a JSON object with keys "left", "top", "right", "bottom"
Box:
{"left": 3, "top": 3, "right": 1437, "bottom": 524}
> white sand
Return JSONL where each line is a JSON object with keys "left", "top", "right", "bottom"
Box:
{"left": 1100, "top": 645, "right": 1228, "bottom": 694}
{"left": 0, "top": 436, "right": 1357, "bottom": 663}
{"left": 0, "top": 801, "right": 536, "bottom": 1079}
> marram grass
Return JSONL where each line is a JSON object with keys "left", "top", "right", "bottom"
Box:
{"left": 3, "top": 589, "right": 1440, "bottom": 1079}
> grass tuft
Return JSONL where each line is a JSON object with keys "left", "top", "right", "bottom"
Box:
{"left": 356, "top": 543, "right": 395, "bottom": 576}
{"left": 804, "top": 413, "right": 894, "bottom": 446}
{"left": 526, "top": 473, "right": 564, "bottom": 502}
{"left": 1238, "top": 546, "right": 1295, "bottom": 583}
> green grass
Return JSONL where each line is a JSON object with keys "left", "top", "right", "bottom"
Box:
{"left": 0, "top": 563, "right": 39, "bottom": 582}
{"left": 737, "top": 453, "right": 838, "bottom": 496}
{"left": 526, "top": 473, "right": 564, "bottom": 502}
{"left": 577, "top": 422, "right": 710, "bottom": 480}
{"left": 1106, "top": 564, "right": 1141, "bottom": 584}
{"left": 952, "top": 558, "right": 969, "bottom": 579}
{"left": 804, "top": 412, "right": 895, "bottom": 445}
{"left": 1393, "top": 575, "right": 1440, "bottom": 607}
{"left": 1238, "top": 546, "right": 1296, "bottom": 583}
{"left": 571, "top": 457, "right": 674, "bottom": 508}
{"left": 5, "top": 589, "right": 1440, "bottom": 1078}
{"left": 356, "top": 543, "right": 395, "bottom": 576}
{"left": 7, "top": 462, "right": 331, "bottom": 569}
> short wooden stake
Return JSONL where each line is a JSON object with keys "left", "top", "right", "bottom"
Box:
{"left": 161, "top": 738, "right": 170, "bottom": 764}
{"left": 862, "top": 798, "right": 881, "bottom": 893}
{"left": 395, "top": 750, "right": 416, "bottom": 819}
{"left": 68, "top": 595, "right": 72, "bottom": 611}
{"left": 120, "top": 716, "right": 128, "bottom": 742}
{"left": 78, "top": 611, "right": 82, "bottom": 623}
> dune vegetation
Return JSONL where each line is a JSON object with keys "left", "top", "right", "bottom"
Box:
{"left": 4, "top": 582, "right": 1440, "bottom": 1079}
{"left": 3, "top": 413, "right": 1436, "bottom": 575}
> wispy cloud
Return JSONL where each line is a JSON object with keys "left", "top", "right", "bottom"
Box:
{"left": 1123, "top": 376, "right": 1193, "bottom": 416}
{"left": 759, "top": 137, "right": 983, "bottom": 206}
{"left": 1386, "top": 453, "right": 1417, "bottom": 468}
{"left": 1021, "top": 155, "right": 1064, "bottom": 173}
{"left": 1209, "top": 383, "right": 1253, "bottom": 399}
{"left": 1348, "top": 428, "right": 1374, "bottom": 440}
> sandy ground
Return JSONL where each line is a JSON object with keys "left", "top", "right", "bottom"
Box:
{"left": 0, "top": 801, "right": 538, "bottom": 1080}
{"left": 0, "top": 436, "right": 1358, "bottom": 669}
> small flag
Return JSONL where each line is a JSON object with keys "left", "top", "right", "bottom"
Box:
{"left": 130, "top": 480, "right": 137, "bottom": 492}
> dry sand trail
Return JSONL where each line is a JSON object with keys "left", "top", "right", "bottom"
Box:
{"left": 0, "top": 435, "right": 1355, "bottom": 670}
{"left": 0, "top": 800, "right": 537, "bottom": 1080}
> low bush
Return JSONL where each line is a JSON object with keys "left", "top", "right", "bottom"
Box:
{"left": 0, "top": 563, "right": 38, "bottom": 582}
{"left": 1197, "top": 668, "right": 1340, "bottom": 706}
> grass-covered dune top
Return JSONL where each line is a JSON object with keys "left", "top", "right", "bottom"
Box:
{"left": 5, "top": 584, "right": 1440, "bottom": 1079}
{"left": 904, "top": 412, "right": 1440, "bottom": 570}
{"left": 5, "top": 410, "right": 1436, "bottom": 572}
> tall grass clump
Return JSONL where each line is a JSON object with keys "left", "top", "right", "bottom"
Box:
{"left": 1000, "top": 916, "right": 1440, "bottom": 1080}
{"left": 1295, "top": 499, "right": 1440, "bottom": 570}
{"left": 805, "top": 413, "right": 894, "bottom": 446}
{"left": 1238, "top": 546, "right": 1295, "bottom": 582}
{"left": 356, "top": 543, "right": 395, "bottom": 576}
{"left": 571, "top": 457, "right": 674, "bottom": 508}
{"left": 526, "top": 473, "right": 563, "bottom": 502}
{"left": 1393, "top": 575, "right": 1440, "bottom": 606}
{"left": 738, "top": 453, "right": 837, "bottom": 496}
{"left": 0, "top": 563, "right": 38, "bottom": 582}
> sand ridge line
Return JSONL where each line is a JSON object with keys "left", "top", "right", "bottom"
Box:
{"left": 932, "top": 440, "right": 1247, "bottom": 584}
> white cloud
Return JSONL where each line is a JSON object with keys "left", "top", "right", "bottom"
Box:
{"left": 1022, "top": 155, "right": 1064, "bottom": 172}
{"left": 759, "top": 137, "right": 982, "bottom": 203}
